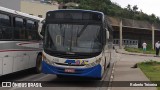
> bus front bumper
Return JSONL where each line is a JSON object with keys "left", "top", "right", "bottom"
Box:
{"left": 41, "top": 61, "right": 102, "bottom": 78}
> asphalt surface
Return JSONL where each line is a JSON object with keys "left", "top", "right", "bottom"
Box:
{"left": 2, "top": 50, "right": 158, "bottom": 90}
{"left": 0, "top": 50, "right": 119, "bottom": 90}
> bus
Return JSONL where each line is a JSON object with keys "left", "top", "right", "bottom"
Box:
{"left": 38, "top": 10, "right": 113, "bottom": 79}
{"left": 0, "top": 6, "right": 43, "bottom": 76}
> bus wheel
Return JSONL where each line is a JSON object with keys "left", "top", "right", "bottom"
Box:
{"left": 104, "top": 58, "right": 107, "bottom": 70}
{"left": 56, "top": 75, "right": 65, "bottom": 78}
{"left": 107, "top": 62, "right": 110, "bottom": 68}
{"left": 96, "top": 77, "right": 102, "bottom": 80}
{"left": 36, "top": 54, "right": 42, "bottom": 73}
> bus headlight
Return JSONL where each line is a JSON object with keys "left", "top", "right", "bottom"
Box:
{"left": 86, "top": 58, "right": 101, "bottom": 67}
{"left": 42, "top": 54, "right": 53, "bottom": 65}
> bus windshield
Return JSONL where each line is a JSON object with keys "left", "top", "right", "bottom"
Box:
{"left": 44, "top": 23, "right": 102, "bottom": 53}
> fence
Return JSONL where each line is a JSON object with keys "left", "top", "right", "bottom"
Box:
{"left": 113, "top": 39, "right": 138, "bottom": 48}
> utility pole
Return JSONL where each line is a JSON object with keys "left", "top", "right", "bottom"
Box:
{"left": 152, "top": 24, "right": 155, "bottom": 50}
{"left": 119, "top": 19, "right": 123, "bottom": 49}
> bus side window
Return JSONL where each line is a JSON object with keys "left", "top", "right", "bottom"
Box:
{"left": 14, "top": 17, "right": 26, "bottom": 40}
{"left": 0, "top": 14, "right": 11, "bottom": 26}
{"left": 26, "top": 20, "right": 35, "bottom": 30}
{"left": 15, "top": 17, "right": 24, "bottom": 28}
{"left": 34, "top": 22, "right": 41, "bottom": 40}
{"left": 26, "top": 20, "right": 40, "bottom": 40}
{"left": 26, "top": 20, "right": 39, "bottom": 40}
{"left": 0, "top": 13, "right": 12, "bottom": 40}
{"left": 26, "top": 20, "right": 34, "bottom": 40}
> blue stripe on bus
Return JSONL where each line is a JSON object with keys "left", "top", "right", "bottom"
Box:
{"left": 64, "top": 60, "right": 76, "bottom": 63}
{"left": 41, "top": 61, "right": 102, "bottom": 78}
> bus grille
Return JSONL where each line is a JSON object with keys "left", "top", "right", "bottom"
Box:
{"left": 55, "top": 63, "right": 85, "bottom": 66}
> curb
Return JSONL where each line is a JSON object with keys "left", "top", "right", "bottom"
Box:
{"left": 115, "top": 49, "right": 155, "bottom": 57}
{"left": 107, "top": 61, "right": 116, "bottom": 90}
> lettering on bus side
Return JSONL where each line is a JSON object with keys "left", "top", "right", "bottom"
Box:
{"left": 65, "top": 60, "right": 89, "bottom": 65}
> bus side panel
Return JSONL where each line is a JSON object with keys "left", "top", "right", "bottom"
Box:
{"left": 13, "top": 56, "right": 23, "bottom": 72}
{"left": 3, "top": 57, "right": 14, "bottom": 75}
{"left": 0, "top": 58, "right": 2, "bottom": 75}
{"left": 16, "top": 42, "right": 41, "bottom": 68}
{"left": 23, "top": 55, "right": 29, "bottom": 69}
{"left": 29, "top": 51, "right": 38, "bottom": 68}
{"left": 13, "top": 55, "right": 29, "bottom": 72}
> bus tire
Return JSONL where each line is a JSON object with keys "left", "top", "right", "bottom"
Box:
{"left": 104, "top": 57, "right": 107, "bottom": 70}
{"left": 36, "top": 54, "right": 42, "bottom": 73}
{"left": 56, "top": 75, "right": 65, "bottom": 78}
{"left": 96, "top": 77, "right": 102, "bottom": 80}
{"left": 107, "top": 62, "right": 110, "bottom": 68}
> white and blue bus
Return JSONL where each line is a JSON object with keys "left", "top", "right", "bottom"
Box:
{"left": 0, "top": 6, "right": 43, "bottom": 76}
{"left": 38, "top": 10, "right": 113, "bottom": 79}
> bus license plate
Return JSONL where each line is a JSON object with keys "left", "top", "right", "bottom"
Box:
{"left": 65, "top": 69, "right": 75, "bottom": 73}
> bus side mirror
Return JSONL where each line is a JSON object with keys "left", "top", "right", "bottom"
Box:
{"left": 38, "top": 20, "right": 45, "bottom": 39}
{"left": 38, "top": 23, "right": 43, "bottom": 39}
{"left": 106, "top": 29, "right": 109, "bottom": 39}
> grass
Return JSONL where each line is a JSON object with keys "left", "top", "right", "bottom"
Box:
{"left": 124, "top": 47, "right": 155, "bottom": 54}
{"left": 138, "top": 60, "right": 160, "bottom": 90}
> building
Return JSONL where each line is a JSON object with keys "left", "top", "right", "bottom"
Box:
{"left": 20, "top": 0, "right": 59, "bottom": 18}
{"left": 0, "top": 0, "right": 58, "bottom": 18}
{"left": 108, "top": 16, "right": 160, "bottom": 49}
{"left": 0, "top": 0, "right": 21, "bottom": 11}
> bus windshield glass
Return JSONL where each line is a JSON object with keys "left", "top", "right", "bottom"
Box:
{"left": 44, "top": 23, "right": 102, "bottom": 53}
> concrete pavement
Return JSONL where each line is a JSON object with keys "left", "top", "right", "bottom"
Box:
{"left": 110, "top": 48, "right": 159, "bottom": 90}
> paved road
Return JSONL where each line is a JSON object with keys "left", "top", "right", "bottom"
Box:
{"left": 1, "top": 50, "right": 158, "bottom": 90}
{"left": 0, "top": 50, "right": 119, "bottom": 90}
{"left": 118, "top": 52, "right": 160, "bottom": 63}
{"left": 0, "top": 66, "right": 113, "bottom": 90}
{"left": 111, "top": 51, "right": 159, "bottom": 90}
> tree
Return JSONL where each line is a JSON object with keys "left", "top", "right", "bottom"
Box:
{"left": 55, "top": 0, "right": 160, "bottom": 23}
{"left": 126, "top": 4, "right": 131, "bottom": 11}
{"left": 133, "top": 5, "right": 138, "bottom": 12}
{"left": 131, "top": 5, "right": 138, "bottom": 19}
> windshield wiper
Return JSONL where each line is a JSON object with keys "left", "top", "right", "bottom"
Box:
{"left": 77, "top": 24, "right": 88, "bottom": 37}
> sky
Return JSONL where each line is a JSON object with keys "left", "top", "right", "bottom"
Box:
{"left": 111, "top": 0, "right": 160, "bottom": 17}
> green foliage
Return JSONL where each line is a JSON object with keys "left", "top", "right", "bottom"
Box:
{"left": 124, "top": 47, "right": 155, "bottom": 54}
{"left": 147, "top": 42, "right": 152, "bottom": 50}
{"left": 56, "top": 0, "right": 160, "bottom": 23}
{"left": 138, "top": 61, "right": 160, "bottom": 90}
{"left": 78, "top": 0, "right": 111, "bottom": 12}
{"left": 141, "top": 60, "right": 160, "bottom": 65}
{"left": 125, "top": 47, "right": 143, "bottom": 53}
{"left": 52, "top": 0, "right": 80, "bottom": 3}
{"left": 53, "top": 0, "right": 160, "bottom": 23}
